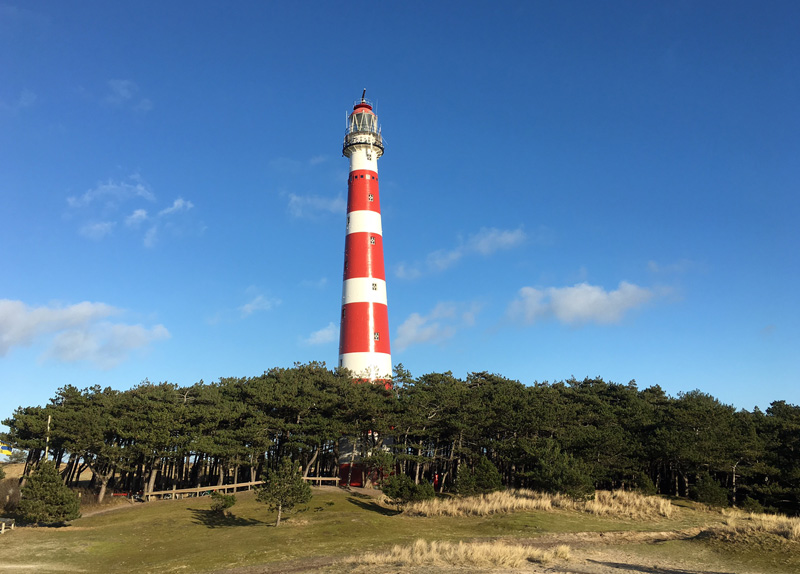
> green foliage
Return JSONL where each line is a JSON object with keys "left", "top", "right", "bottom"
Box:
{"left": 17, "top": 461, "right": 81, "bottom": 524}
{"left": 690, "top": 473, "right": 729, "bottom": 507}
{"left": 634, "top": 473, "right": 657, "bottom": 495}
{"left": 363, "top": 449, "right": 395, "bottom": 485}
{"left": 381, "top": 473, "right": 435, "bottom": 509}
{"left": 521, "top": 438, "right": 595, "bottom": 500}
{"left": 0, "top": 465, "right": 5, "bottom": 481}
{"left": 738, "top": 496, "right": 764, "bottom": 514}
{"left": 210, "top": 492, "right": 237, "bottom": 515}
{"left": 256, "top": 457, "right": 311, "bottom": 526}
{"left": 456, "top": 456, "right": 503, "bottom": 497}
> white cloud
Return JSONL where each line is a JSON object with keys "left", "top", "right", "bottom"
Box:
{"left": 67, "top": 178, "right": 155, "bottom": 208}
{"left": 159, "top": 198, "right": 194, "bottom": 216}
{"left": 304, "top": 322, "right": 337, "bottom": 345}
{"left": 468, "top": 227, "right": 527, "bottom": 255}
{"left": 143, "top": 226, "right": 158, "bottom": 248}
{"left": 508, "top": 281, "right": 654, "bottom": 325}
{"left": 397, "top": 226, "right": 526, "bottom": 277}
{"left": 125, "top": 209, "right": 148, "bottom": 227}
{"left": 395, "top": 302, "right": 480, "bottom": 350}
{"left": 240, "top": 295, "right": 280, "bottom": 317}
{"left": 79, "top": 221, "right": 115, "bottom": 240}
{"left": 287, "top": 193, "right": 346, "bottom": 217}
{"left": 46, "top": 323, "right": 170, "bottom": 369}
{"left": 0, "top": 299, "right": 169, "bottom": 367}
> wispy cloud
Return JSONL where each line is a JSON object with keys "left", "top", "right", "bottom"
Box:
{"left": 159, "top": 198, "right": 194, "bottom": 216}
{"left": 304, "top": 322, "right": 337, "bottom": 345}
{"left": 67, "top": 177, "right": 156, "bottom": 208}
{"left": 105, "top": 79, "right": 152, "bottom": 112}
{"left": 395, "top": 302, "right": 480, "bottom": 351}
{"left": 125, "top": 209, "right": 148, "bottom": 227}
{"left": 240, "top": 293, "right": 281, "bottom": 318}
{"left": 396, "top": 226, "right": 527, "bottom": 278}
{"left": 287, "top": 193, "right": 346, "bottom": 217}
{"left": 79, "top": 221, "right": 115, "bottom": 240}
{"left": 68, "top": 175, "right": 197, "bottom": 247}
{"left": 508, "top": 281, "right": 654, "bottom": 325}
{"left": 0, "top": 299, "right": 169, "bottom": 368}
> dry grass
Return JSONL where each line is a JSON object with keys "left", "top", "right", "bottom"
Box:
{"left": 404, "top": 489, "right": 673, "bottom": 520}
{"left": 713, "top": 508, "right": 800, "bottom": 541}
{"left": 343, "top": 538, "right": 570, "bottom": 568}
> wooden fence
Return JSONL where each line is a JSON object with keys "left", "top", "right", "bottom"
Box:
{"left": 144, "top": 476, "right": 339, "bottom": 501}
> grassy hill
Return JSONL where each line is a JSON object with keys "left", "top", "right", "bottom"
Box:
{"left": 1, "top": 486, "right": 799, "bottom": 573}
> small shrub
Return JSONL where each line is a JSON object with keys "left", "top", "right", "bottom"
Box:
{"left": 739, "top": 496, "right": 764, "bottom": 514}
{"left": 691, "top": 473, "right": 729, "bottom": 507}
{"left": 456, "top": 456, "right": 503, "bottom": 497}
{"left": 522, "top": 440, "right": 594, "bottom": 500}
{"left": 633, "top": 473, "right": 657, "bottom": 495}
{"left": 381, "top": 473, "right": 434, "bottom": 509}
{"left": 17, "top": 461, "right": 81, "bottom": 525}
{"left": 0, "top": 466, "right": 5, "bottom": 481}
{"left": 210, "top": 492, "right": 236, "bottom": 515}
{"left": 1, "top": 477, "right": 21, "bottom": 513}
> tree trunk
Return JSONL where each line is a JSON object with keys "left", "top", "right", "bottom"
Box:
{"left": 304, "top": 445, "right": 320, "bottom": 478}
{"left": 275, "top": 503, "right": 283, "bottom": 527}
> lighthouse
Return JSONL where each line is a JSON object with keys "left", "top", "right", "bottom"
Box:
{"left": 338, "top": 90, "right": 392, "bottom": 382}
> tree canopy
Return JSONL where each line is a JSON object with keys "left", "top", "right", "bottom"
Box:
{"left": 2, "top": 362, "right": 799, "bottom": 515}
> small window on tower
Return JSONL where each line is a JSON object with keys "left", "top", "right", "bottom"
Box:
{"left": 369, "top": 236, "right": 376, "bottom": 245}
{"left": 374, "top": 332, "right": 380, "bottom": 341}
{"left": 372, "top": 282, "right": 377, "bottom": 291}
{"left": 368, "top": 194, "right": 374, "bottom": 202}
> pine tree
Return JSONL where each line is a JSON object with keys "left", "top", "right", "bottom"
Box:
{"left": 17, "top": 461, "right": 81, "bottom": 524}
{"left": 256, "top": 457, "right": 311, "bottom": 526}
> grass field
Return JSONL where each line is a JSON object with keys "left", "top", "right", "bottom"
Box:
{"left": 2, "top": 485, "right": 799, "bottom": 573}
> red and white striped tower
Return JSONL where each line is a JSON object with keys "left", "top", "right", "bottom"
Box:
{"left": 339, "top": 91, "right": 391, "bottom": 382}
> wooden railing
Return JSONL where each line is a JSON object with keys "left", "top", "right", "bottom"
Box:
{"left": 144, "top": 476, "right": 339, "bottom": 501}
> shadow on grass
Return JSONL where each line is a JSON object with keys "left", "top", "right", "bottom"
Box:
{"left": 346, "top": 496, "right": 400, "bottom": 516}
{"left": 587, "top": 560, "right": 733, "bottom": 574}
{"left": 188, "top": 508, "right": 266, "bottom": 528}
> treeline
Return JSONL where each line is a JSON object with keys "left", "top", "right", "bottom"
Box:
{"left": 2, "top": 362, "right": 799, "bottom": 514}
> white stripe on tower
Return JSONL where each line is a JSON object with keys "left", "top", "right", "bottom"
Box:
{"left": 338, "top": 92, "right": 391, "bottom": 382}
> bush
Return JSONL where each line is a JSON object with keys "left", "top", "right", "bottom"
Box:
{"left": 210, "top": 492, "right": 236, "bottom": 515}
{"left": 381, "top": 473, "right": 434, "bottom": 509}
{"left": 522, "top": 440, "right": 594, "bottom": 500}
{"left": 17, "top": 461, "right": 81, "bottom": 525}
{"left": 690, "top": 473, "right": 729, "bottom": 507}
{"left": 739, "top": 496, "right": 765, "bottom": 514}
{"left": 0, "top": 466, "right": 5, "bottom": 481}
{"left": 1, "top": 477, "right": 20, "bottom": 513}
{"left": 456, "top": 456, "right": 503, "bottom": 497}
{"left": 633, "top": 473, "right": 657, "bottom": 496}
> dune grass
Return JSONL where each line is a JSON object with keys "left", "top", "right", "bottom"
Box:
{"left": 404, "top": 488, "right": 673, "bottom": 520}
{"left": 343, "top": 538, "right": 571, "bottom": 568}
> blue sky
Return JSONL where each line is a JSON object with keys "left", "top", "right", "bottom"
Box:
{"left": 1, "top": 1, "right": 798, "bottom": 434}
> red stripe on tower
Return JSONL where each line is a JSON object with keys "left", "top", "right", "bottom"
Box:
{"left": 339, "top": 91, "right": 392, "bottom": 382}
